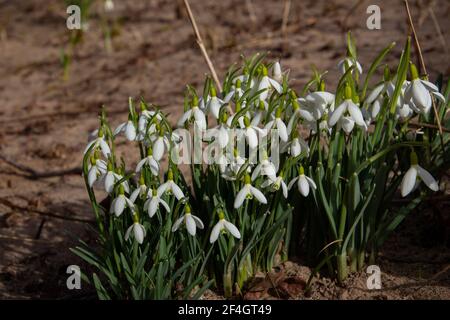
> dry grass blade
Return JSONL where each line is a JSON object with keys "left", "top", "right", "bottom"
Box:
{"left": 182, "top": 0, "right": 222, "bottom": 92}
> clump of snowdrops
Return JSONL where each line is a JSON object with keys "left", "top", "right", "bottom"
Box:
{"left": 75, "top": 34, "right": 449, "bottom": 299}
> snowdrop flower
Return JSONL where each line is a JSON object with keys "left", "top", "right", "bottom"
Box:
{"left": 135, "top": 147, "right": 159, "bottom": 175}
{"left": 87, "top": 153, "right": 107, "bottom": 188}
{"left": 157, "top": 169, "right": 185, "bottom": 200}
{"left": 265, "top": 107, "right": 288, "bottom": 142}
{"left": 110, "top": 185, "right": 135, "bottom": 217}
{"left": 338, "top": 57, "right": 362, "bottom": 75}
{"left": 130, "top": 175, "right": 147, "bottom": 203}
{"left": 125, "top": 212, "right": 146, "bottom": 244}
{"left": 178, "top": 96, "right": 207, "bottom": 130}
{"left": 171, "top": 204, "right": 204, "bottom": 236}
{"left": 143, "top": 188, "right": 170, "bottom": 218}
{"left": 242, "top": 116, "right": 264, "bottom": 149}
{"left": 261, "top": 172, "right": 288, "bottom": 198}
{"left": 114, "top": 116, "right": 137, "bottom": 141}
{"left": 288, "top": 166, "right": 317, "bottom": 197}
{"left": 286, "top": 92, "right": 321, "bottom": 134}
{"left": 328, "top": 85, "right": 367, "bottom": 131}
{"left": 401, "top": 151, "right": 439, "bottom": 197}
{"left": 224, "top": 79, "right": 244, "bottom": 103}
{"left": 210, "top": 211, "right": 241, "bottom": 243}
{"left": 404, "top": 63, "right": 446, "bottom": 114}
{"left": 257, "top": 66, "right": 283, "bottom": 101}
{"left": 137, "top": 109, "right": 160, "bottom": 141}
{"left": 272, "top": 61, "right": 283, "bottom": 83}
{"left": 104, "top": 166, "right": 130, "bottom": 194}
{"left": 251, "top": 151, "right": 276, "bottom": 181}
{"left": 286, "top": 131, "right": 309, "bottom": 157}
{"left": 207, "top": 86, "right": 225, "bottom": 119}
{"left": 234, "top": 174, "right": 268, "bottom": 208}
{"left": 152, "top": 128, "right": 170, "bottom": 161}
{"left": 84, "top": 128, "right": 111, "bottom": 158}
{"left": 205, "top": 112, "right": 230, "bottom": 149}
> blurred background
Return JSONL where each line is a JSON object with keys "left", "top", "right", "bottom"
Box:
{"left": 0, "top": 0, "right": 448, "bottom": 299}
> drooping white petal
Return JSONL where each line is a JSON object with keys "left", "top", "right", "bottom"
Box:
{"left": 193, "top": 108, "right": 207, "bottom": 130}
{"left": 125, "top": 121, "right": 136, "bottom": 141}
{"left": 192, "top": 215, "right": 204, "bottom": 229}
{"left": 130, "top": 188, "right": 141, "bottom": 203}
{"left": 246, "top": 127, "right": 258, "bottom": 149}
{"left": 416, "top": 165, "right": 439, "bottom": 192}
{"left": 298, "top": 175, "right": 310, "bottom": 196}
{"left": 223, "top": 220, "right": 241, "bottom": 239}
{"left": 153, "top": 137, "right": 165, "bottom": 161}
{"left": 401, "top": 166, "right": 418, "bottom": 197}
{"left": 287, "top": 177, "right": 299, "bottom": 190}
{"left": 125, "top": 225, "right": 133, "bottom": 241}
{"left": 185, "top": 215, "right": 196, "bottom": 236}
{"left": 171, "top": 216, "right": 184, "bottom": 232}
{"left": 249, "top": 186, "right": 267, "bottom": 204}
{"left": 157, "top": 182, "right": 169, "bottom": 196}
{"left": 328, "top": 101, "right": 347, "bottom": 126}
{"left": 420, "top": 80, "right": 439, "bottom": 92}
{"left": 340, "top": 116, "right": 355, "bottom": 134}
{"left": 276, "top": 118, "right": 288, "bottom": 142}
{"left": 133, "top": 224, "right": 145, "bottom": 244}
{"left": 88, "top": 166, "right": 98, "bottom": 187}
{"left": 135, "top": 158, "right": 147, "bottom": 173}
{"left": 347, "top": 101, "right": 366, "bottom": 128}
{"left": 113, "top": 122, "right": 126, "bottom": 136}
{"left": 114, "top": 196, "right": 126, "bottom": 217}
{"left": 209, "top": 221, "right": 223, "bottom": 243}
{"left": 98, "top": 139, "right": 111, "bottom": 158}
{"left": 148, "top": 197, "right": 158, "bottom": 217}
{"left": 268, "top": 78, "right": 283, "bottom": 94}
{"left": 159, "top": 199, "right": 170, "bottom": 213}
{"left": 412, "top": 80, "right": 431, "bottom": 110}
{"left": 177, "top": 109, "right": 192, "bottom": 127}
{"left": 281, "top": 180, "right": 288, "bottom": 198}
{"left": 366, "top": 84, "right": 384, "bottom": 104}
{"left": 305, "top": 176, "right": 317, "bottom": 190}
{"left": 148, "top": 158, "right": 159, "bottom": 175}
{"left": 234, "top": 186, "right": 249, "bottom": 209}
{"left": 170, "top": 182, "right": 185, "bottom": 200}
{"left": 431, "top": 91, "right": 446, "bottom": 103}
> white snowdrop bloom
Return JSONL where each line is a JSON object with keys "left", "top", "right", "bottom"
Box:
{"left": 261, "top": 173, "right": 288, "bottom": 198}
{"left": 157, "top": 170, "right": 185, "bottom": 200}
{"left": 328, "top": 85, "right": 367, "bottom": 131}
{"left": 114, "top": 119, "right": 137, "bottom": 141}
{"left": 287, "top": 132, "right": 309, "bottom": 157}
{"left": 224, "top": 79, "right": 244, "bottom": 103}
{"left": 87, "top": 156, "right": 107, "bottom": 188}
{"left": 401, "top": 151, "right": 439, "bottom": 197}
{"left": 288, "top": 166, "right": 317, "bottom": 197}
{"left": 257, "top": 66, "right": 283, "bottom": 101}
{"left": 135, "top": 147, "right": 159, "bottom": 175}
{"left": 130, "top": 175, "right": 147, "bottom": 203}
{"left": 264, "top": 108, "right": 288, "bottom": 142}
{"left": 206, "top": 87, "right": 225, "bottom": 119}
{"left": 210, "top": 211, "right": 241, "bottom": 243}
{"left": 104, "top": 0, "right": 114, "bottom": 12}
{"left": 205, "top": 112, "right": 230, "bottom": 149}
{"left": 143, "top": 188, "right": 170, "bottom": 218}
{"left": 242, "top": 116, "right": 265, "bottom": 149}
{"left": 103, "top": 169, "right": 130, "bottom": 194}
{"left": 337, "top": 116, "right": 355, "bottom": 134}
{"left": 396, "top": 103, "right": 414, "bottom": 120}
{"left": 302, "top": 82, "right": 335, "bottom": 121}
{"left": 110, "top": 185, "right": 135, "bottom": 217}
{"left": 404, "top": 64, "right": 446, "bottom": 114}
{"left": 251, "top": 152, "right": 277, "bottom": 181}
{"left": 84, "top": 128, "right": 111, "bottom": 158}
{"left": 171, "top": 205, "right": 204, "bottom": 236}
{"left": 177, "top": 96, "right": 207, "bottom": 130}
{"left": 251, "top": 100, "right": 268, "bottom": 127}
{"left": 137, "top": 109, "right": 160, "bottom": 141}
{"left": 338, "top": 57, "right": 362, "bottom": 75}
{"left": 272, "top": 61, "right": 283, "bottom": 83}
{"left": 152, "top": 131, "right": 170, "bottom": 161}
{"left": 234, "top": 174, "right": 268, "bottom": 209}
{"left": 125, "top": 213, "right": 146, "bottom": 244}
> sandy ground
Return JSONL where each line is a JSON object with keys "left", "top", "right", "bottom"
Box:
{"left": 0, "top": 0, "right": 449, "bottom": 299}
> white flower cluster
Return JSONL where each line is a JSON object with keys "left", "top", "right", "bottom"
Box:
{"left": 84, "top": 57, "right": 443, "bottom": 245}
